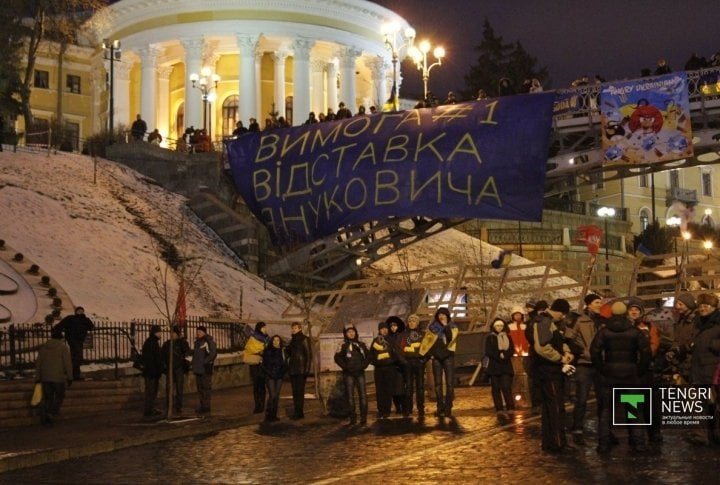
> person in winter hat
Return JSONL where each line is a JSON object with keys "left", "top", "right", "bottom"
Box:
{"left": 261, "top": 335, "right": 288, "bottom": 422}
{"left": 334, "top": 325, "right": 370, "bottom": 425}
{"left": 400, "top": 314, "right": 426, "bottom": 418}
{"left": 486, "top": 318, "right": 515, "bottom": 417}
{"left": 385, "top": 316, "right": 408, "bottom": 416}
{"left": 35, "top": 326, "right": 73, "bottom": 426}
{"left": 370, "top": 321, "right": 401, "bottom": 419}
{"left": 56, "top": 306, "right": 95, "bottom": 380}
{"left": 669, "top": 292, "right": 698, "bottom": 383}
{"left": 245, "top": 322, "right": 270, "bottom": 413}
{"left": 508, "top": 306, "right": 529, "bottom": 355}
{"left": 141, "top": 325, "right": 164, "bottom": 418}
{"left": 191, "top": 326, "right": 217, "bottom": 414}
{"left": 419, "top": 307, "right": 458, "bottom": 418}
{"left": 287, "top": 322, "right": 312, "bottom": 420}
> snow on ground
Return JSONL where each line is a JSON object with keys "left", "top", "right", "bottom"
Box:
{"left": 0, "top": 149, "right": 291, "bottom": 323}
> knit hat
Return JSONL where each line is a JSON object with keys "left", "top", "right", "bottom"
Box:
{"left": 525, "top": 299, "right": 537, "bottom": 309}
{"left": 511, "top": 305, "right": 525, "bottom": 316}
{"left": 197, "top": 325, "right": 207, "bottom": 333}
{"left": 584, "top": 293, "right": 602, "bottom": 306}
{"left": 343, "top": 324, "right": 357, "bottom": 338}
{"left": 254, "top": 321, "right": 266, "bottom": 332}
{"left": 626, "top": 297, "right": 644, "bottom": 312}
{"left": 535, "top": 300, "right": 549, "bottom": 311}
{"left": 491, "top": 317, "right": 506, "bottom": 329}
{"left": 611, "top": 301, "right": 627, "bottom": 316}
{"left": 549, "top": 298, "right": 570, "bottom": 314}
{"left": 150, "top": 324, "right": 162, "bottom": 334}
{"left": 696, "top": 293, "right": 719, "bottom": 308}
{"left": 378, "top": 321, "right": 389, "bottom": 330}
{"left": 676, "top": 293, "right": 697, "bottom": 310}
{"left": 407, "top": 314, "right": 420, "bottom": 324}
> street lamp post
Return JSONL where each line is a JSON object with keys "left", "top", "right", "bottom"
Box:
{"left": 597, "top": 206, "right": 616, "bottom": 287}
{"left": 189, "top": 67, "right": 220, "bottom": 136}
{"left": 102, "top": 39, "right": 121, "bottom": 134}
{"left": 408, "top": 40, "right": 445, "bottom": 100}
{"left": 382, "top": 23, "right": 415, "bottom": 111}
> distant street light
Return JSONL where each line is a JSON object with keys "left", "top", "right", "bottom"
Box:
{"left": 597, "top": 206, "right": 616, "bottom": 287}
{"left": 189, "top": 67, "right": 220, "bottom": 136}
{"left": 102, "top": 39, "right": 121, "bottom": 133}
{"left": 408, "top": 40, "right": 445, "bottom": 100}
{"left": 382, "top": 22, "right": 415, "bottom": 111}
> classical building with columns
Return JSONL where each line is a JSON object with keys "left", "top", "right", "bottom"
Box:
{"left": 80, "top": 0, "right": 413, "bottom": 143}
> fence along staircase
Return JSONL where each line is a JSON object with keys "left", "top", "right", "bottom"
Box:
{"left": 0, "top": 376, "right": 142, "bottom": 428}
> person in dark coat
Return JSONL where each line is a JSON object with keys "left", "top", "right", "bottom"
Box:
{"left": 142, "top": 325, "right": 163, "bottom": 418}
{"left": 686, "top": 293, "right": 720, "bottom": 445}
{"left": 486, "top": 317, "right": 515, "bottom": 417}
{"left": 591, "top": 301, "right": 651, "bottom": 453}
{"left": 419, "top": 307, "right": 459, "bottom": 418}
{"left": 131, "top": 114, "right": 147, "bottom": 141}
{"left": 35, "top": 325, "right": 73, "bottom": 426}
{"left": 525, "top": 299, "right": 548, "bottom": 413}
{"left": 56, "top": 306, "right": 95, "bottom": 380}
{"left": 399, "top": 314, "right": 426, "bottom": 418}
{"left": 262, "top": 335, "right": 288, "bottom": 422}
{"left": 386, "top": 316, "right": 407, "bottom": 415}
{"left": 370, "top": 321, "right": 400, "bottom": 419}
{"left": 334, "top": 325, "right": 370, "bottom": 425}
{"left": 286, "top": 322, "right": 312, "bottom": 419}
{"left": 191, "top": 326, "right": 217, "bottom": 414}
{"left": 161, "top": 326, "right": 191, "bottom": 414}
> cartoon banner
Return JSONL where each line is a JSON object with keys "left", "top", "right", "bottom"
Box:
{"left": 600, "top": 73, "right": 693, "bottom": 165}
{"left": 226, "top": 94, "right": 556, "bottom": 244}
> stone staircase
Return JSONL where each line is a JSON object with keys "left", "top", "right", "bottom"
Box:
{"left": 0, "top": 377, "right": 142, "bottom": 428}
{"left": 187, "top": 190, "right": 261, "bottom": 273}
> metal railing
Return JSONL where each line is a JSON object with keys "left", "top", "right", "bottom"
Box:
{"left": 0, "top": 316, "right": 249, "bottom": 376}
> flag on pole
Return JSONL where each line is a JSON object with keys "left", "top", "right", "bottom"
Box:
{"left": 174, "top": 278, "right": 187, "bottom": 331}
{"left": 383, "top": 82, "right": 398, "bottom": 112}
{"left": 576, "top": 224, "right": 603, "bottom": 256}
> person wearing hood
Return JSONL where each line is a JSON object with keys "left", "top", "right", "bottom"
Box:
{"left": 386, "top": 316, "right": 408, "bottom": 416}
{"left": 262, "top": 335, "right": 288, "bottom": 422}
{"left": 533, "top": 298, "right": 575, "bottom": 453}
{"left": 591, "top": 301, "right": 651, "bottom": 453}
{"left": 245, "top": 321, "right": 270, "bottom": 413}
{"left": 627, "top": 298, "right": 663, "bottom": 443}
{"left": 419, "top": 307, "right": 459, "bottom": 418}
{"left": 667, "top": 292, "right": 698, "bottom": 383}
{"left": 287, "top": 322, "right": 312, "bottom": 419}
{"left": 564, "top": 293, "right": 604, "bottom": 445}
{"left": 161, "top": 326, "right": 191, "bottom": 414}
{"left": 334, "top": 325, "right": 370, "bottom": 425}
{"left": 370, "top": 321, "right": 401, "bottom": 419}
{"left": 35, "top": 326, "right": 73, "bottom": 426}
{"left": 685, "top": 293, "right": 720, "bottom": 446}
{"left": 486, "top": 318, "right": 515, "bottom": 418}
{"left": 400, "top": 314, "right": 426, "bottom": 419}
{"left": 192, "top": 326, "right": 217, "bottom": 414}
{"left": 142, "top": 325, "right": 164, "bottom": 418}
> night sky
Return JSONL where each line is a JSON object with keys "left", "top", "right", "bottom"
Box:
{"left": 372, "top": 0, "right": 720, "bottom": 99}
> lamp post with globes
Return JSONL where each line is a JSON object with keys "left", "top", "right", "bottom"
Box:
{"left": 408, "top": 40, "right": 445, "bottom": 100}
{"left": 189, "top": 67, "right": 220, "bottom": 137}
{"left": 102, "top": 39, "right": 121, "bottom": 134}
{"left": 597, "top": 206, "right": 616, "bottom": 287}
{"left": 382, "top": 23, "right": 415, "bottom": 111}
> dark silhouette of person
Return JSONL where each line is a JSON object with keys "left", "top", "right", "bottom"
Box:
{"left": 56, "top": 306, "right": 95, "bottom": 380}
{"left": 131, "top": 114, "right": 147, "bottom": 141}
{"left": 35, "top": 325, "right": 73, "bottom": 426}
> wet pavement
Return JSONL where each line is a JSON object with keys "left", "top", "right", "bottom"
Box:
{"left": 1, "top": 384, "right": 717, "bottom": 484}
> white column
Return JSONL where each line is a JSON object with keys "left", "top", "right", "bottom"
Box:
{"left": 273, "top": 50, "right": 288, "bottom": 119}
{"left": 365, "top": 57, "right": 388, "bottom": 110}
{"left": 310, "top": 58, "right": 326, "bottom": 115}
{"left": 255, "top": 52, "right": 263, "bottom": 121}
{"left": 138, "top": 44, "right": 163, "bottom": 130}
{"left": 292, "top": 38, "right": 313, "bottom": 126}
{"left": 114, "top": 61, "right": 132, "bottom": 128}
{"left": 237, "top": 35, "right": 259, "bottom": 126}
{"left": 326, "top": 60, "right": 338, "bottom": 113}
{"left": 181, "top": 38, "right": 204, "bottom": 131}
{"left": 156, "top": 66, "right": 172, "bottom": 144}
{"left": 337, "top": 46, "right": 361, "bottom": 114}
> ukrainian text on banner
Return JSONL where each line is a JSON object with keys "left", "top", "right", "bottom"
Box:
{"left": 226, "top": 93, "right": 555, "bottom": 244}
{"left": 600, "top": 72, "right": 693, "bottom": 165}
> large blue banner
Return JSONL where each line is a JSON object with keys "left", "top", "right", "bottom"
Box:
{"left": 226, "top": 93, "right": 555, "bottom": 244}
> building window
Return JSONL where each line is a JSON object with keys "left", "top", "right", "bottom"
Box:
{"left": 66, "top": 74, "right": 81, "bottom": 94}
{"left": 590, "top": 170, "right": 604, "bottom": 189}
{"left": 639, "top": 173, "right": 648, "bottom": 187}
{"left": 639, "top": 210, "right": 650, "bottom": 231}
{"left": 34, "top": 70, "right": 49, "bottom": 89}
{"left": 669, "top": 170, "right": 679, "bottom": 190}
{"left": 702, "top": 171, "right": 712, "bottom": 197}
{"left": 222, "top": 95, "right": 239, "bottom": 137}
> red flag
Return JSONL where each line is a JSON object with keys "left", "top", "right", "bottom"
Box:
{"left": 576, "top": 224, "right": 603, "bottom": 256}
{"left": 174, "top": 279, "right": 187, "bottom": 331}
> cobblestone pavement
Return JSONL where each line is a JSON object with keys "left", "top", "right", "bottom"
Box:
{"left": 2, "top": 386, "right": 718, "bottom": 484}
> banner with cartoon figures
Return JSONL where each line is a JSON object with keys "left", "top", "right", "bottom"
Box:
{"left": 600, "top": 72, "right": 693, "bottom": 165}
